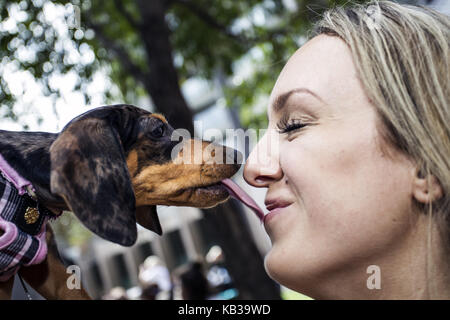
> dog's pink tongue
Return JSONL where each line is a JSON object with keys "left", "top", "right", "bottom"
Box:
{"left": 221, "top": 178, "right": 264, "bottom": 221}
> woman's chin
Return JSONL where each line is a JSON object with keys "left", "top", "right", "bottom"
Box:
{"left": 263, "top": 247, "right": 298, "bottom": 287}
{"left": 264, "top": 245, "right": 321, "bottom": 297}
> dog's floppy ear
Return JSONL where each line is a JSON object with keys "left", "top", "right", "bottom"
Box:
{"left": 136, "top": 206, "right": 162, "bottom": 236}
{"left": 50, "top": 117, "right": 137, "bottom": 246}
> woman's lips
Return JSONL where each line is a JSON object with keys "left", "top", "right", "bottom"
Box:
{"left": 263, "top": 201, "right": 293, "bottom": 225}
{"left": 220, "top": 179, "right": 293, "bottom": 226}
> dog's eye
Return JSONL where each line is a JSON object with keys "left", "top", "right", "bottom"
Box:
{"left": 151, "top": 125, "right": 164, "bottom": 138}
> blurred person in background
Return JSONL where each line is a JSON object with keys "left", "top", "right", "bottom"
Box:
{"left": 140, "top": 283, "right": 161, "bottom": 300}
{"left": 138, "top": 256, "right": 173, "bottom": 300}
{"left": 176, "top": 261, "right": 209, "bottom": 300}
{"left": 205, "top": 246, "right": 235, "bottom": 295}
{"left": 102, "top": 287, "right": 128, "bottom": 300}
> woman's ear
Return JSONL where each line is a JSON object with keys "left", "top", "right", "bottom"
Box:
{"left": 412, "top": 167, "right": 443, "bottom": 204}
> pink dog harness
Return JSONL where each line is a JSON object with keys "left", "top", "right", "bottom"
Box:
{"left": 0, "top": 154, "right": 55, "bottom": 281}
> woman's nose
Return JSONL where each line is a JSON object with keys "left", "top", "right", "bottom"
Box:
{"left": 243, "top": 131, "right": 283, "bottom": 188}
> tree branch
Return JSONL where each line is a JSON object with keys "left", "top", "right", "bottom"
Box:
{"left": 113, "top": 0, "right": 141, "bottom": 29}
{"left": 135, "top": 0, "right": 195, "bottom": 134}
{"left": 173, "top": 0, "right": 293, "bottom": 46}
{"left": 174, "top": 0, "right": 250, "bottom": 45}
{"left": 84, "top": 20, "right": 148, "bottom": 85}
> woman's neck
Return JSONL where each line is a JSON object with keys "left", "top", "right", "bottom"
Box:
{"left": 308, "top": 213, "right": 450, "bottom": 300}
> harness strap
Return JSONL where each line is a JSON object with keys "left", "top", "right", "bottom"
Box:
{"left": 18, "top": 274, "right": 32, "bottom": 300}
{"left": 0, "top": 153, "right": 60, "bottom": 288}
{"left": 0, "top": 154, "right": 34, "bottom": 196}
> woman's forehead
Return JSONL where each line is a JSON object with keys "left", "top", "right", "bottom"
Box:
{"left": 268, "top": 35, "right": 364, "bottom": 119}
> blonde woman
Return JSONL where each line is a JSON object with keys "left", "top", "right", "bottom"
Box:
{"left": 243, "top": 1, "right": 449, "bottom": 299}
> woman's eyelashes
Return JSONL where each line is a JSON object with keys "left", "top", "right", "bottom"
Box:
{"left": 276, "top": 114, "right": 308, "bottom": 134}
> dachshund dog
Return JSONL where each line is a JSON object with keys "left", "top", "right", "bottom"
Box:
{"left": 0, "top": 104, "right": 241, "bottom": 299}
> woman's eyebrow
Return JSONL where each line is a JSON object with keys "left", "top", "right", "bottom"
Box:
{"left": 272, "top": 88, "right": 325, "bottom": 113}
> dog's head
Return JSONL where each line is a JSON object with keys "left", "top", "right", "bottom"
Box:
{"left": 49, "top": 105, "right": 241, "bottom": 246}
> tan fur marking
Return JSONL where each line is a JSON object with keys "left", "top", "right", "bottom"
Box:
{"left": 151, "top": 113, "right": 167, "bottom": 123}
{"left": 126, "top": 150, "right": 139, "bottom": 177}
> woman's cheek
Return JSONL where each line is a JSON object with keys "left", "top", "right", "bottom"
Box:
{"left": 278, "top": 136, "right": 331, "bottom": 222}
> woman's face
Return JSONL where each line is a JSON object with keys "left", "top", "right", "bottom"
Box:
{"left": 243, "top": 35, "right": 417, "bottom": 297}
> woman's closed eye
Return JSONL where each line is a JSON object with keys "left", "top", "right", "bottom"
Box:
{"left": 276, "top": 115, "right": 308, "bottom": 134}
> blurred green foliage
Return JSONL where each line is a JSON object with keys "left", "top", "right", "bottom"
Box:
{"left": 0, "top": 0, "right": 380, "bottom": 130}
